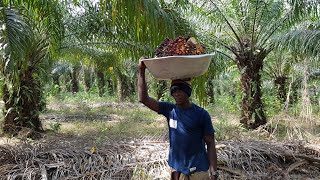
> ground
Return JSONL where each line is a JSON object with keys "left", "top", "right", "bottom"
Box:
{"left": 0, "top": 100, "right": 319, "bottom": 179}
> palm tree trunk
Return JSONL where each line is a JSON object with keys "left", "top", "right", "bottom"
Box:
{"left": 274, "top": 76, "right": 287, "bottom": 103}
{"left": 65, "top": 72, "right": 72, "bottom": 92}
{"left": 20, "top": 72, "right": 43, "bottom": 131}
{"left": 106, "top": 78, "right": 114, "bottom": 96}
{"left": 97, "top": 71, "right": 105, "bottom": 97}
{"left": 84, "top": 68, "right": 93, "bottom": 92}
{"left": 2, "top": 70, "right": 43, "bottom": 136}
{"left": 236, "top": 51, "right": 267, "bottom": 129}
{"left": 52, "top": 74, "right": 61, "bottom": 92}
{"left": 2, "top": 84, "right": 18, "bottom": 134}
{"left": 71, "top": 68, "right": 79, "bottom": 93}
{"left": 206, "top": 79, "right": 215, "bottom": 104}
{"left": 53, "top": 76, "right": 61, "bottom": 92}
{"left": 117, "top": 73, "right": 133, "bottom": 101}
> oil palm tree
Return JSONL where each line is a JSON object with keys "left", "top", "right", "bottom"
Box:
{"left": 264, "top": 51, "right": 293, "bottom": 104}
{"left": 0, "top": 0, "right": 194, "bottom": 135}
{"left": 175, "top": 0, "right": 317, "bottom": 128}
{"left": 62, "top": 0, "right": 194, "bottom": 59}
{"left": 61, "top": 0, "right": 195, "bottom": 99}
{"left": 0, "top": 1, "right": 64, "bottom": 136}
{"left": 275, "top": 20, "right": 320, "bottom": 117}
{"left": 51, "top": 62, "right": 72, "bottom": 92}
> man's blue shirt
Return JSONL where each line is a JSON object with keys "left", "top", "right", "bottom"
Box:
{"left": 158, "top": 102, "right": 215, "bottom": 175}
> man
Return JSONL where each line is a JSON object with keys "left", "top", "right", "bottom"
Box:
{"left": 138, "top": 60, "right": 219, "bottom": 180}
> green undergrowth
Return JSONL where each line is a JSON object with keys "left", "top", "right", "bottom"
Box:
{"left": 43, "top": 96, "right": 320, "bottom": 147}
{"left": 43, "top": 98, "right": 167, "bottom": 145}
{"left": 1, "top": 92, "right": 319, "bottom": 146}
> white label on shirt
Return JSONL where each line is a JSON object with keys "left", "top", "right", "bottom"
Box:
{"left": 190, "top": 167, "right": 196, "bottom": 172}
{"left": 169, "top": 119, "right": 177, "bottom": 129}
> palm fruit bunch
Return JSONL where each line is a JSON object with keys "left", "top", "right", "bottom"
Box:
{"left": 155, "top": 36, "right": 206, "bottom": 57}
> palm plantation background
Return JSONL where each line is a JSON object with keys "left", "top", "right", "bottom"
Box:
{"left": 0, "top": 0, "right": 319, "bottom": 179}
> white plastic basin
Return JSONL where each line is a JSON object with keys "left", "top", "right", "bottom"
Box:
{"left": 141, "top": 54, "right": 214, "bottom": 80}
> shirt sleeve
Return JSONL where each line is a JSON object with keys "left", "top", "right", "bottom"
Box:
{"left": 158, "top": 101, "right": 175, "bottom": 120}
{"left": 202, "top": 110, "right": 215, "bottom": 135}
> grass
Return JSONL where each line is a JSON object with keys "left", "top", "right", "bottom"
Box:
{"left": 0, "top": 94, "right": 319, "bottom": 179}
{"left": 42, "top": 97, "right": 167, "bottom": 146}
{"left": 1, "top": 91, "right": 319, "bottom": 146}
{"left": 208, "top": 105, "right": 320, "bottom": 143}
{"left": 41, "top": 95, "right": 320, "bottom": 147}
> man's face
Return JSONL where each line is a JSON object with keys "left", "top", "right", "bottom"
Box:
{"left": 171, "top": 89, "right": 189, "bottom": 105}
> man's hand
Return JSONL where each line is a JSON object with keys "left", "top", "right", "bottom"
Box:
{"left": 138, "top": 57, "right": 146, "bottom": 71}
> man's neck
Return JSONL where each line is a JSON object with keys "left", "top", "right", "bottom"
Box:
{"left": 177, "top": 101, "right": 192, "bottom": 109}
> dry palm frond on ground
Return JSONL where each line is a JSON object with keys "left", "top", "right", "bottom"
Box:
{"left": 0, "top": 139, "right": 319, "bottom": 180}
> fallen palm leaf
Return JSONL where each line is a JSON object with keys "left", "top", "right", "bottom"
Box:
{"left": 0, "top": 140, "right": 319, "bottom": 179}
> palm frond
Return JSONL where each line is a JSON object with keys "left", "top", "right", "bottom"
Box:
{"left": 71, "top": 0, "right": 194, "bottom": 59}
{"left": 0, "top": 8, "right": 33, "bottom": 53}
{"left": 274, "top": 21, "right": 320, "bottom": 58}
{"left": 287, "top": 0, "right": 319, "bottom": 19}
{"left": 0, "top": 7, "right": 34, "bottom": 75}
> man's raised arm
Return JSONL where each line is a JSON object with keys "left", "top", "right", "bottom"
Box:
{"left": 138, "top": 60, "right": 160, "bottom": 113}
